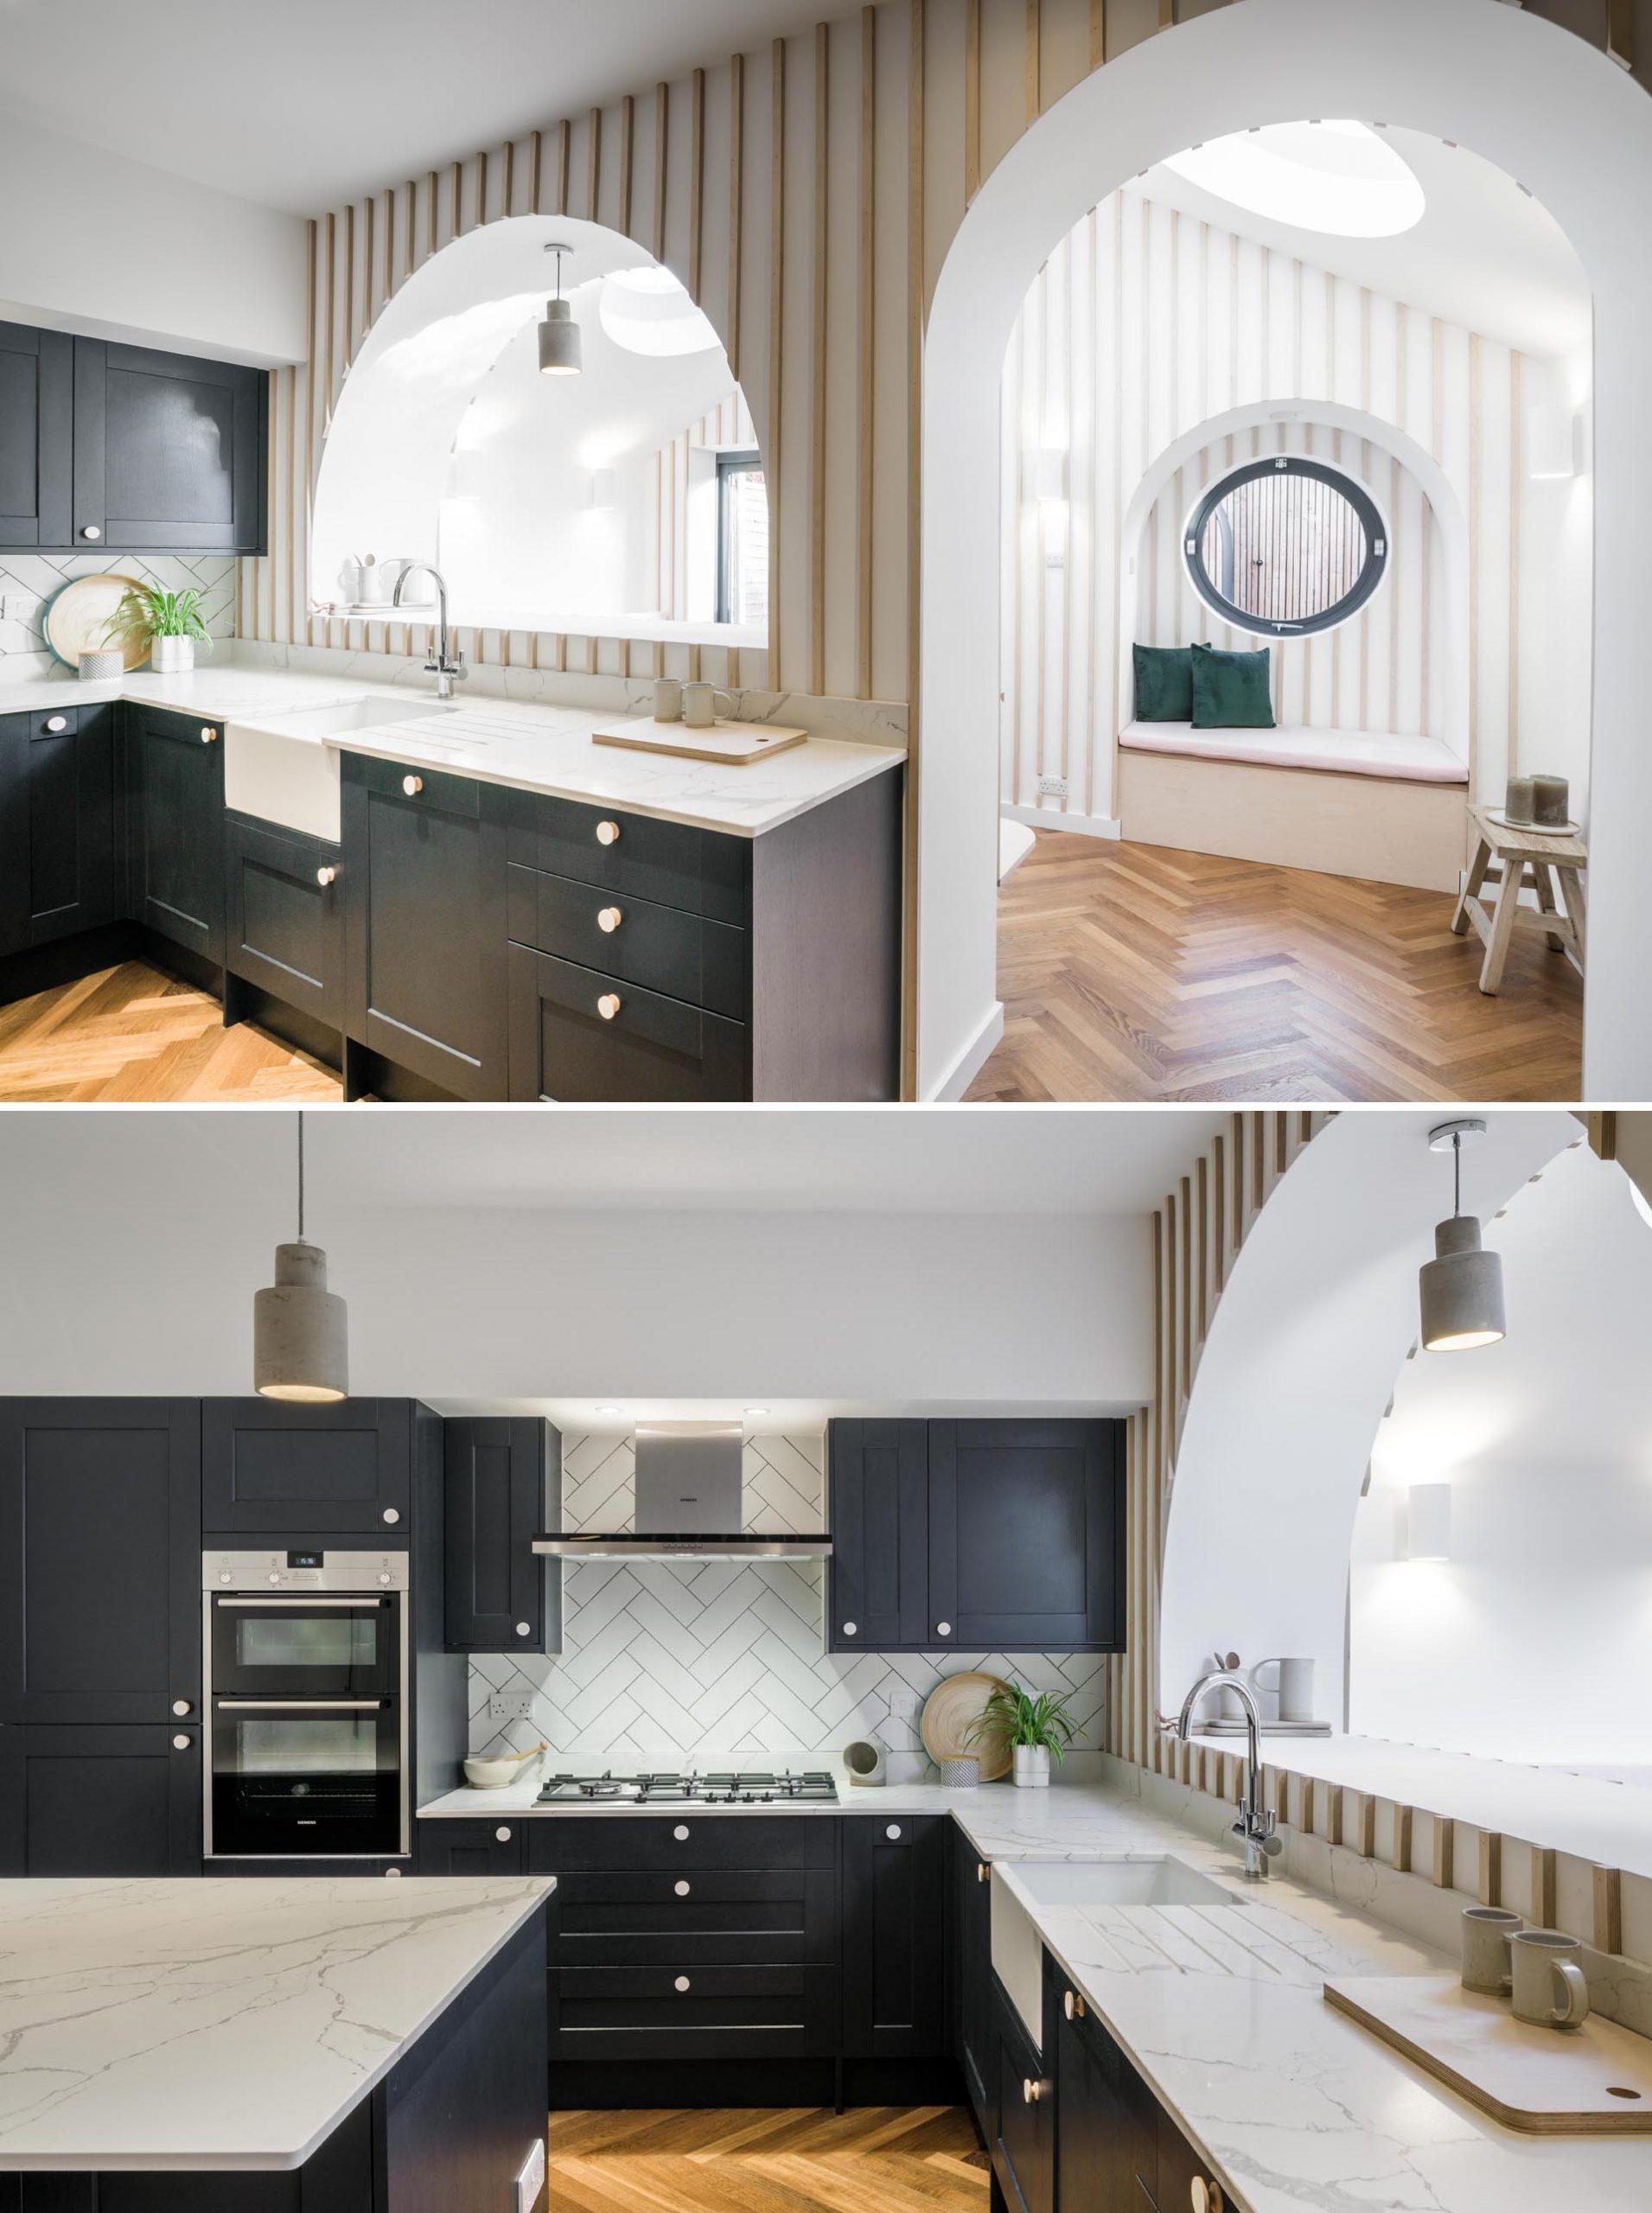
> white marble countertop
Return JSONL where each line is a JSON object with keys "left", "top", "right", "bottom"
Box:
{"left": 413, "top": 1775, "right": 1652, "bottom": 2210}
{"left": 0, "top": 666, "right": 903, "bottom": 839}
{"left": 0, "top": 1874, "right": 553, "bottom": 2172}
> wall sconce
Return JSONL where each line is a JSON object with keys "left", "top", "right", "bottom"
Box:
{"left": 1404, "top": 1483, "right": 1451, "bottom": 1562}
{"left": 1526, "top": 403, "right": 1584, "bottom": 481}
{"left": 1035, "top": 447, "right": 1068, "bottom": 565}
{"left": 588, "top": 468, "right": 617, "bottom": 510}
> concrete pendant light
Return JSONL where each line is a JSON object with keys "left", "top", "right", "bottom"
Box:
{"left": 538, "top": 244, "right": 582, "bottom": 376}
{"left": 1419, "top": 1119, "right": 1506, "bottom": 1353}
{"left": 254, "top": 1112, "right": 348, "bottom": 1402}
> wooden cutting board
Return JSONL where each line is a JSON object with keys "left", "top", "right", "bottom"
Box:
{"left": 920, "top": 1671, "right": 1012, "bottom": 1782}
{"left": 1324, "top": 1974, "right": 1652, "bottom": 2134}
{"left": 592, "top": 717, "right": 807, "bottom": 767}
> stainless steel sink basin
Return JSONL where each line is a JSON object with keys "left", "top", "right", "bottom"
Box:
{"left": 224, "top": 697, "right": 452, "bottom": 839}
{"left": 1008, "top": 1858, "right": 1243, "bottom": 1909}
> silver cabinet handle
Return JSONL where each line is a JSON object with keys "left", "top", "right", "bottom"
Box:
{"left": 382, "top": 1508, "right": 400, "bottom": 1524}
{"left": 885, "top": 1824, "right": 902, "bottom": 1840}
{"left": 44, "top": 715, "right": 67, "bottom": 733}
{"left": 80, "top": 524, "right": 101, "bottom": 540}
{"left": 201, "top": 726, "right": 219, "bottom": 743}
{"left": 597, "top": 906, "right": 622, "bottom": 932}
{"left": 596, "top": 819, "right": 620, "bottom": 845}
{"left": 596, "top": 992, "right": 622, "bottom": 1021}
{"left": 515, "top": 1622, "right": 531, "bottom": 1637}
{"left": 495, "top": 1827, "right": 513, "bottom": 1843}
{"left": 402, "top": 774, "right": 423, "bottom": 795}
{"left": 172, "top": 1734, "right": 192, "bottom": 1751}
{"left": 217, "top": 1699, "right": 384, "bottom": 1710}
{"left": 842, "top": 1621, "right": 858, "bottom": 1637}
{"left": 216, "top": 1596, "right": 382, "bottom": 1608}
{"left": 316, "top": 864, "right": 338, "bottom": 886}
{"left": 674, "top": 1975, "right": 691, "bottom": 1993}
{"left": 1063, "top": 1988, "right": 1086, "bottom": 2021}
{"left": 936, "top": 1622, "right": 952, "bottom": 1637}
{"left": 674, "top": 1879, "right": 691, "bottom": 1897}
{"left": 673, "top": 1824, "right": 690, "bottom": 1841}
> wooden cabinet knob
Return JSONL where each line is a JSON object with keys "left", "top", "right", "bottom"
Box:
{"left": 1190, "top": 2181, "right": 1222, "bottom": 2213}
{"left": 514, "top": 1622, "right": 530, "bottom": 1637}
{"left": 674, "top": 1975, "right": 691, "bottom": 1993}
{"left": 673, "top": 1825, "right": 690, "bottom": 1841}
{"left": 1063, "top": 1989, "right": 1086, "bottom": 2020}
{"left": 1023, "top": 2078, "right": 1049, "bottom": 2106}
{"left": 172, "top": 1700, "right": 192, "bottom": 1717}
{"left": 596, "top": 819, "right": 621, "bottom": 845}
{"left": 402, "top": 774, "right": 423, "bottom": 795}
{"left": 201, "top": 726, "right": 219, "bottom": 743}
{"left": 495, "top": 1827, "right": 513, "bottom": 1843}
{"left": 385, "top": 1866, "right": 403, "bottom": 1878}
{"left": 596, "top": 992, "right": 622, "bottom": 1021}
{"left": 597, "top": 905, "right": 622, "bottom": 932}
{"left": 80, "top": 524, "right": 101, "bottom": 540}
{"left": 977, "top": 1862, "right": 991, "bottom": 1884}
{"left": 381, "top": 1508, "right": 400, "bottom": 1525}
{"left": 44, "top": 715, "right": 67, "bottom": 733}
{"left": 674, "top": 1879, "right": 691, "bottom": 1897}
{"left": 316, "top": 864, "right": 338, "bottom": 886}
{"left": 936, "top": 1621, "right": 952, "bottom": 1637}
{"left": 841, "top": 1621, "right": 858, "bottom": 1637}
{"left": 886, "top": 1824, "right": 902, "bottom": 1840}
{"left": 172, "top": 1735, "right": 191, "bottom": 1751}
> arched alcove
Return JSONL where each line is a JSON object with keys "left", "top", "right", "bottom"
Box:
{"left": 920, "top": 0, "right": 1652, "bottom": 1101}
{"left": 312, "top": 214, "right": 766, "bottom": 648}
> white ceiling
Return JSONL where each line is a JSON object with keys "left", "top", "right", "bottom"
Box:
{"left": 136, "top": 1106, "right": 1225, "bottom": 1217}
{"left": 1137, "top": 125, "right": 1591, "bottom": 359}
{"left": 0, "top": 0, "right": 835, "bottom": 213}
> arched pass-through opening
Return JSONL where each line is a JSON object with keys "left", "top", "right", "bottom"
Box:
{"left": 919, "top": 0, "right": 1652, "bottom": 1101}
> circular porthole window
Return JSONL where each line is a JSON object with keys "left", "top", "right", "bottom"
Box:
{"left": 1184, "top": 455, "right": 1387, "bottom": 639}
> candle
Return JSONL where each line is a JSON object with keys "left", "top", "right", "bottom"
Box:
{"left": 1503, "top": 776, "right": 1535, "bottom": 825}
{"left": 1532, "top": 775, "right": 1570, "bottom": 827}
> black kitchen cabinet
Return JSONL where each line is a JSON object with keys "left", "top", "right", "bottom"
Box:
{"left": 0, "top": 1399, "right": 201, "bottom": 1726}
{"left": 0, "top": 1723, "right": 201, "bottom": 1876}
{"left": 826, "top": 1419, "right": 928, "bottom": 1650}
{"left": 929, "top": 1420, "right": 1126, "bottom": 1650}
{"left": 341, "top": 755, "right": 509, "bottom": 1101}
{"left": 223, "top": 811, "right": 345, "bottom": 1034}
{"left": 827, "top": 1418, "right": 1126, "bottom": 1655}
{"left": 201, "top": 1399, "right": 413, "bottom": 1536}
{"left": 416, "top": 1817, "right": 527, "bottom": 1876}
{"left": 992, "top": 1968, "right": 1054, "bottom": 2213}
{"left": 0, "top": 703, "right": 118, "bottom": 955}
{"left": 1053, "top": 1982, "right": 1156, "bottom": 2213}
{"left": 507, "top": 941, "right": 749, "bottom": 1102}
{"left": 1155, "top": 2101, "right": 1225, "bottom": 2213}
{"left": 443, "top": 1416, "right": 562, "bottom": 1655}
{"left": 124, "top": 705, "right": 226, "bottom": 966}
{"left": 0, "top": 322, "right": 72, "bottom": 546}
{"left": 71, "top": 336, "right": 266, "bottom": 553}
{"left": 953, "top": 1826, "right": 994, "bottom": 2131}
{"left": 841, "top": 1813, "right": 947, "bottom": 2057}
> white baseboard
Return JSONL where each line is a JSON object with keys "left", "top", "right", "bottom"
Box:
{"left": 1000, "top": 802, "right": 1122, "bottom": 842}
{"left": 928, "top": 1001, "right": 1005, "bottom": 1101}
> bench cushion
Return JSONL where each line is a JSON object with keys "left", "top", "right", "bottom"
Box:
{"left": 1118, "top": 720, "right": 1468, "bottom": 785}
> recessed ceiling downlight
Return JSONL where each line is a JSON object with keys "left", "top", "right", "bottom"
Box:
{"left": 599, "top": 264, "right": 722, "bottom": 358}
{"left": 1164, "top": 120, "right": 1425, "bottom": 239}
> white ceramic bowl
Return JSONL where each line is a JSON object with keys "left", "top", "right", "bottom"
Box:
{"left": 463, "top": 1754, "right": 529, "bottom": 1789}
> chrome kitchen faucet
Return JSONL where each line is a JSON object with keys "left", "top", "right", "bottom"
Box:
{"left": 392, "top": 561, "right": 467, "bottom": 699}
{"left": 1173, "top": 1669, "right": 1283, "bottom": 1880}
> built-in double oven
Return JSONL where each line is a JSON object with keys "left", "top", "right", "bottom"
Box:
{"left": 203, "top": 1550, "right": 410, "bottom": 1860}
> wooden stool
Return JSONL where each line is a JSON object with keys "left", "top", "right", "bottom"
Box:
{"left": 1451, "top": 803, "right": 1587, "bottom": 996}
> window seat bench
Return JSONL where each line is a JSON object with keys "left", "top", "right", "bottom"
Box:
{"left": 1119, "top": 720, "right": 1468, "bottom": 786}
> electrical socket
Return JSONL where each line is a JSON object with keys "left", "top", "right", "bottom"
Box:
{"left": 886, "top": 1687, "right": 923, "bottom": 1723}
{"left": 1037, "top": 775, "right": 1069, "bottom": 799}
{"left": 488, "top": 1690, "right": 536, "bottom": 1722}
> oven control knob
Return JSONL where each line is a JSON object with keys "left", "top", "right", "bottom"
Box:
{"left": 219, "top": 1572, "right": 232, "bottom": 1585}
{"left": 673, "top": 1825, "right": 690, "bottom": 1841}
{"left": 382, "top": 1508, "right": 400, "bottom": 1525}
{"left": 172, "top": 1700, "right": 191, "bottom": 1717}
{"left": 379, "top": 1572, "right": 392, "bottom": 1585}
{"left": 172, "top": 1735, "right": 191, "bottom": 1751}
{"left": 495, "top": 1827, "right": 512, "bottom": 1843}
{"left": 267, "top": 1572, "right": 282, "bottom": 1585}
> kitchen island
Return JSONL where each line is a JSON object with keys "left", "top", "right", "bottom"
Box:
{"left": 0, "top": 1874, "right": 553, "bottom": 2210}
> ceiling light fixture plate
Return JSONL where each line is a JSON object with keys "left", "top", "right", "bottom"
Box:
{"left": 1428, "top": 1118, "right": 1487, "bottom": 1151}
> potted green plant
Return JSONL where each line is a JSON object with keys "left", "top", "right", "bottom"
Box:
{"left": 104, "top": 583, "right": 214, "bottom": 675}
{"left": 973, "top": 1681, "right": 1078, "bottom": 1789}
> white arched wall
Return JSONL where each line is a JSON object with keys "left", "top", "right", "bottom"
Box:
{"left": 921, "top": 0, "right": 1650, "bottom": 1102}
{"left": 1157, "top": 1107, "right": 1580, "bottom": 1728}
{"left": 1118, "top": 399, "right": 1470, "bottom": 768}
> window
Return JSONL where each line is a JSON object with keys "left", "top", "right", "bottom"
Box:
{"left": 1184, "top": 455, "right": 1387, "bottom": 639}
{"left": 716, "top": 449, "right": 769, "bottom": 627}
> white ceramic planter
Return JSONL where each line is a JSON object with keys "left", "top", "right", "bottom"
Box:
{"left": 150, "top": 635, "right": 195, "bottom": 673}
{"left": 1012, "top": 1745, "right": 1051, "bottom": 1789}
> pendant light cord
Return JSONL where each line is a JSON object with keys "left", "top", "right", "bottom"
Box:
{"left": 1452, "top": 1131, "right": 1461, "bottom": 1220}
{"left": 297, "top": 1112, "right": 305, "bottom": 1243}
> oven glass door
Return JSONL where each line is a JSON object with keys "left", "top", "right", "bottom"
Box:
{"left": 210, "top": 1698, "right": 402, "bottom": 1856}
{"left": 210, "top": 1594, "right": 399, "bottom": 1697}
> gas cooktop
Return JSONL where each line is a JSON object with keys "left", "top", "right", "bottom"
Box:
{"left": 538, "top": 1769, "right": 839, "bottom": 1805}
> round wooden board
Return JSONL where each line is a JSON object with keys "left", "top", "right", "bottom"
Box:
{"left": 41, "top": 572, "right": 150, "bottom": 670}
{"left": 921, "top": 1669, "right": 1012, "bottom": 1781}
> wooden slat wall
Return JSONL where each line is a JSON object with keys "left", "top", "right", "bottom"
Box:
{"left": 1107, "top": 1107, "right": 1652, "bottom": 1974}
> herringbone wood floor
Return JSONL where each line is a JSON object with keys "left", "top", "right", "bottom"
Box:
{"left": 966, "top": 832, "right": 1584, "bottom": 1103}
{"left": 545, "top": 2107, "right": 988, "bottom": 2213}
{"left": 0, "top": 960, "right": 341, "bottom": 1102}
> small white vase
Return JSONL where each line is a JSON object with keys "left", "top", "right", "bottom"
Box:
{"left": 150, "top": 635, "right": 195, "bottom": 673}
{"left": 1013, "top": 1745, "right": 1050, "bottom": 1789}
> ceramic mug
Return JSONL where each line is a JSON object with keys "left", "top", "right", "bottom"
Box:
{"left": 683, "top": 682, "right": 735, "bottom": 729}
{"left": 1460, "top": 1904, "right": 1524, "bottom": 1995}
{"left": 1251, "top": 1656, "right": 1314, "bottom": 1725}
{"left": 653, "top": 678, "right": 683, "bottom": 723}
{"left": 1509, "top": 1928, "right": 1591, "bottom": 2030}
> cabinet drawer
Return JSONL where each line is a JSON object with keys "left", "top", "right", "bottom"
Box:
{"left": 507, "top": 863, "right": 747, "bottom": 1017}
{"left": 29, "top": 707, "right": 77, "bottom": 739}
{"left": 508, "top": 943, "right": 747, "bottom": 1102}
{"left": 224, "top": 813, "right": 344, "bottom": 1029}
{"left": 201, "top": 1399, "right": 411, "bottom": 1534}
{"left": 551, "top": 1961, "right": 838, "bottom": 2059}
{"left": 549, "top": 1866, "right": 836, "bottom": 1964}
{"left": 415, "top": 1818, "right": 527, "bottom": 1875}
{"left": 347, "top": 752, "right": 482, "bottom": 816}
{"left": 507, "top": 788, "right": 749, "bottom": 924}
{"left": 529, "top": 1815, "right": 832, "bottom": 1873}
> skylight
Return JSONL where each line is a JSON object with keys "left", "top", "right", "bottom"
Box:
{"left": 1164, "top": 120, "right": 1425, "bottom": 239}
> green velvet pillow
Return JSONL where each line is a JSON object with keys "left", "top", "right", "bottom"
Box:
{"left": 1190, "top": 641, "right": 1275, "bottom": 729}
{"left": 1132, "top": 643, "right": 1194, "bottom": 722}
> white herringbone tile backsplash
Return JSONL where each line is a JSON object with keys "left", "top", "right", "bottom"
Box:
{"left": 0, "top": 553, "right": 238, "bottom": 681}
{"left": 469, "top": 1432, "right": 1107, "bottom": 1776}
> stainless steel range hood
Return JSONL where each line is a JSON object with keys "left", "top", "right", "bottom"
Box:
{"left": 533, "top": 1421, "right": 832, "bottom": 1560}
